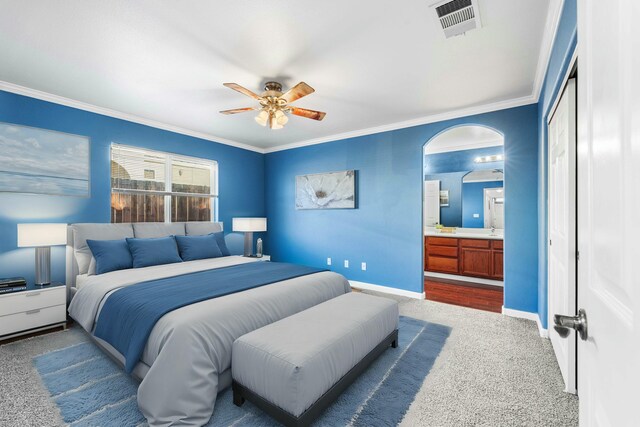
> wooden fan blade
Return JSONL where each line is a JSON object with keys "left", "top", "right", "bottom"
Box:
{"left": 280, "top": 82, "right": 315, "bottom": 103}
{"left": 219, "top": 107, "right": 255, "bottom": 115}
{"left": 223, "top": 83, "right": 263, "bottom": 100}
{"left": 291, "top": 107, "right": 326, "bottom": 121}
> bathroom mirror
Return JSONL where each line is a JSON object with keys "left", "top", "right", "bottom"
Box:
{"left": 461, "top": 170, "right": 504, "bottom": 229}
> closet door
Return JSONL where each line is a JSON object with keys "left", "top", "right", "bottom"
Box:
{"left": 548, "top": 78, "right": 577, "bottom": 394}
{"left": 424, "top": 180, "right": 440, "bottom": 226}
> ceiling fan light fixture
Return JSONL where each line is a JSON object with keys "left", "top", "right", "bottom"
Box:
{"left": 221, "top": 81, "right": 325, "bottom": 130}
{"left": 255, "top": 110, "right": 269, "bottom": 126}
{"left": 270, "top": 113, "right": 284, "bottom": 130}
{"left": 274, "top": 109, "right": 289, "bottom": 126}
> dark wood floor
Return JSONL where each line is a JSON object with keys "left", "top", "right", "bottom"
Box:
{"left": 424, "top": 276, "right": 503, "bottom": 313}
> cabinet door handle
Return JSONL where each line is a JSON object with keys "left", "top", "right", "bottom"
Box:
{"left": 26, "top": 309, "right": 41, "bottom": 315}
{"left": 26, "top": 292, "right": 41, "bottom": 297}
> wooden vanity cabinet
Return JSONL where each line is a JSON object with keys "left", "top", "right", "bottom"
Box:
{"left": 459, "top": 239, "right": 492, "bottom": 278}
{"left": 491, "top": 240, "right": 504, "bottom": 280}
{"left": 425, "top": 236, "right": 503, "bottom": 280}
{"left": 424, "top": 236, "right": 459, "bottom": 274}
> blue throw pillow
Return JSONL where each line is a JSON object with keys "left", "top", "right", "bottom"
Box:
{"left": 175, "top": 234, "right": 223, "bottom": 261}
{"left": 126, "top": 236, "right": 183, "bottom": 268}
{"left": 212, "top": 231, "right": 231, "bottom": 256}
{"left": 87, "top": 239, "right": 133, "bottom": 275}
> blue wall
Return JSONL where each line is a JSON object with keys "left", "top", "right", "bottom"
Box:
{"left": 425, "top": 172, "right": 466, "bottom": 227}
{"left": 462, "top": 181, "right": 503, "bottom": 228}
{"left": 537, "top": 0, "right": 577, "bottom": 327}
{"left": 0, "top": 90, "right": 265, "bottom": 285}
{"left": 266, "top": 105, "right": 539, "bottom": 313}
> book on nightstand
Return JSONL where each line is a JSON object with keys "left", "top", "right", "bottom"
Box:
{"left": 0, "top": 277, "right": 27, "bottom": 294}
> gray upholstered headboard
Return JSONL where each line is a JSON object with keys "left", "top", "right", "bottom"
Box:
{"left": 65, "top": 222, "right": 224, "bottom": 289}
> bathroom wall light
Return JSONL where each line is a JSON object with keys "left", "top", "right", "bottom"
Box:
{"left": 474, "top": 155, "right": 504, "bottom": 163}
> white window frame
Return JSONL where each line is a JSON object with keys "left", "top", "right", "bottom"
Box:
{"left": 110, "top": 143, "right": 218, "bottom": 223}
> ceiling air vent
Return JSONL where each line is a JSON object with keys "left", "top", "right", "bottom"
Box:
{"left": 432, "top": 0, "right": 482, "bottom": 38}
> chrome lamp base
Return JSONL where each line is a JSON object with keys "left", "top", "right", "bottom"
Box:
{"left": 35, "top": 246, "right": 51, "bottom": 286}
{"left": 243, "top": 232, "right": 254, "bottom": 257}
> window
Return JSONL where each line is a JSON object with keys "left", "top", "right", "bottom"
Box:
{"left": 110, "top": 144, "right": 218, "bottom": 223}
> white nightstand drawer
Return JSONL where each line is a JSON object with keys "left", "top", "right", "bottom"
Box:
{"left": 0, "top": 287, "right": 66, "bottom": 317}
{"left": 0, "top": 304, "right": 66, "bottom": 337}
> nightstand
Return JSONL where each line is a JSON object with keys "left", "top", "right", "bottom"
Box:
{"left": 0, "top": 282, "right": 67, "bottom": 341}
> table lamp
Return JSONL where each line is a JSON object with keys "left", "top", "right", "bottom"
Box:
{"left": 17, "top": 223, "right": 67, "bottom": 285}
{"left": 232, "top": 218, "right": 267, "bottom": 257}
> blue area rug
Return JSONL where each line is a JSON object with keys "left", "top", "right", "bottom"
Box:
{"left": 34, "top": 317, "right": 450, "bottom": 426}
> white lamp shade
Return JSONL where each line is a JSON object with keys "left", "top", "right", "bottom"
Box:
{"left": 17, "top": 223, "right": 67, "bottom": 247}
{"left": 232, "top": 217, "right": 267, "bottom": 232}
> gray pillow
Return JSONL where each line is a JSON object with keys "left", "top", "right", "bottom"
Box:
{"left": 133, "top": 222, "right": 186, "bottom": 238}
{"left": 185, "top": 222, "right": 223, "bottom": 236}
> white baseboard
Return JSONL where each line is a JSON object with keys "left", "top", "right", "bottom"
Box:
{"left": 537, "top": 317, "right": 549, "bottom": 338}
{"left": 349, "top": 281, "right": 425, "bottom": 300}
{"left": 502, "top": 307, "right": 549, "bottom": 338}
{"left": 424, "top": 271, "right": 504, "bottom": 287}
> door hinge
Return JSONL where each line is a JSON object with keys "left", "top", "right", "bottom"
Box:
{"left": 549, "top": 239, "right": 552, "bottom": 246}
{"left": 576, "top": 251, "right": 580, "bottom": 261}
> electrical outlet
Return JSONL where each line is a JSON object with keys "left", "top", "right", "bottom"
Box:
{"left": 473, "top": 213, "right": 480, "bottom": 218}
{"left": 361, "top": 262, "right": 367, "bottom": 271}
{"left": 327, "top": 257, "right": 332, "bottom": 266}
{"left": 344, "top": 260, "right": 349, "bottom": 268}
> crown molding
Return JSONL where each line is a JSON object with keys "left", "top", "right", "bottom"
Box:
{"left": 264, "top": 94, "right": 536, "bottom": 153}
{"left": 531, "top": 0, "right": 565, "bottom": 102}
{"left": 0, "top": 80, "right": 264, "bottom": 154}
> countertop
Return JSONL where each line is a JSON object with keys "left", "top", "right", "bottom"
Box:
{"left": 424, "top": 228, "right": 504, "bottom": 240}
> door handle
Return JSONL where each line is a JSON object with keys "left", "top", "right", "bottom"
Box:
{"left": 554, "top": 309, "right": 588, "bottom": 341}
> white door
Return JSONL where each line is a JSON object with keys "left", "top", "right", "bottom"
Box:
{"left": 483, "top": 188, "right": 504, "bottom": 229}
{"left": 573, "top": 0, "right": 640, "bottom": 425}
{"left": 548, "top": 78, "right": 577, "bottom": 393}
{"left": 424, "top": 180, "right": 440, "bottom": 226}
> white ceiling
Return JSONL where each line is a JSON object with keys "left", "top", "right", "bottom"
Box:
{"left": 0, "top": 0, "right": 559, "bottom": 152}
{"left": 424, "top": 125, "right": 503, "bottom": 154}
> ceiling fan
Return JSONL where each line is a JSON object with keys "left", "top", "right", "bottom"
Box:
{"left": 220, "top": 81, "right": 326, "bottom": 130}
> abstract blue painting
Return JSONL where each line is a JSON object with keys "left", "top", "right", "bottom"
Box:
{"left": 0, "top": 122, "right": 89, "bottom": 197}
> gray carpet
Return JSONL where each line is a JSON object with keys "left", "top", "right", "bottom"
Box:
{"left": 0, "top": 295, "right": 578, "bottom": 427}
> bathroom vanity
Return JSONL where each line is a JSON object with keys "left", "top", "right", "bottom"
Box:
{"left": 424, "top": 229, "right": 503, "bottom": 280}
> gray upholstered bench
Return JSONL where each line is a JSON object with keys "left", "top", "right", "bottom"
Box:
{"left": 231, "top": 292, "right": 399, "bottom": 427}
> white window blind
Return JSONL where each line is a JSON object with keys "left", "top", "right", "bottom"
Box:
{"left": 110, "top": 144, "right": 218, "bottom": 223}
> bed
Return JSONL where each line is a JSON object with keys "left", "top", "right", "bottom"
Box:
{"left": 66, "top": 222, "right": 350, "bottom": 427}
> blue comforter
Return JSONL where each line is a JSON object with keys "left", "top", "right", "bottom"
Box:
{"left": 93, "top": 261, "right": 326, "bottom": 373}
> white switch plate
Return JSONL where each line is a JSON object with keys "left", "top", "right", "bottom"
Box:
{"left": 327, "top": 257, "right": 332, "bottom": 266}
{"left": 344, "top": 260, "right": 349, "bottom": 268}
{"left": 361, "top": 262, "right": 367, "bottom": 271}
{"left": 473, "top": 213, "right": 480, "bottom": 218}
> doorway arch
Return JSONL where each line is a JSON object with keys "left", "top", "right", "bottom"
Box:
{"left": 422, "top": 125, "right": 506, "bottom": 311}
